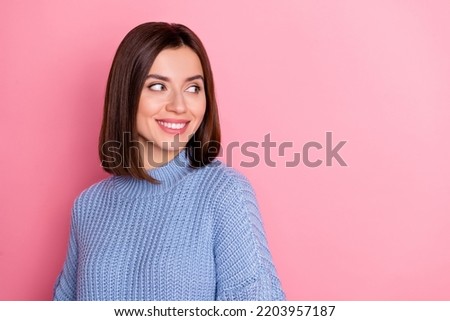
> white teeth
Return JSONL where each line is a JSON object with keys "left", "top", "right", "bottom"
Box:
{"left": 158, "top": 121, "right": 187, "bottom": 130}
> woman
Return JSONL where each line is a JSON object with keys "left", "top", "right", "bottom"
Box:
{"left": 53, "top": 22, "right": 285, "bottom": 301}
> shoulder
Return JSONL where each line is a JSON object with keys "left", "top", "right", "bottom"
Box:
{"left": 195, "top": 159, "right": 257, "bottom": 200}
{"left": 72, "top": 176, "right": 115, "bottom": 212}
{"left": 200, "top": 158, "right": 254, "bottom": 187}
{"left": 197, "top": 160, "right": 260, "bottom": 227}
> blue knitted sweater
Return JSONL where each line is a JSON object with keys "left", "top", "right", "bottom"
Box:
{"left": 53, "top": 149, "right": 285, "bottom": 300}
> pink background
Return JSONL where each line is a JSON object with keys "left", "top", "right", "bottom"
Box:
{"left": 1, "top": 0, "right": 449, "bottom": 300}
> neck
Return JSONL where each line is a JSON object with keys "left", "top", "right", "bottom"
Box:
{"left": 139, "top": 139, "right": 184, "bottom": 170}
{"left": 113, "top": 148, "right": 194, "bottom": 196}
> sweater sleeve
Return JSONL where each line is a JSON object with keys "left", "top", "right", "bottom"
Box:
{"left": 53, "top": 206, "right": 78, "bottom": 300}
{"left": 213, "top": 173, "right": 285, "bottom": 301}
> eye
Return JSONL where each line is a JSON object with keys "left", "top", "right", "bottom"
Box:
{"left": 186, "top": 85, "right": 201, "bottom": 93}
{"left": 148, "top": 83, "right": 165, "bottom": 91}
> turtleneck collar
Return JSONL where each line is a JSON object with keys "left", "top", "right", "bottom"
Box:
{"left": 112, "top": 149, "right": 195, "bottom": 197}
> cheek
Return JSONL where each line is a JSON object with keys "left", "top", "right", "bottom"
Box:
{"left": 192, "top": 105, "right": 206, "bottom": 132}
{"left": 138, "top": 99, "right": 158, "bottom": 117}
{"left": 136, "top": 103, "right": 157, "bottom": 137}
{"left": 195, "top": 97, "right": 207, "bottom": 121}
{"left": 137, "top": 97, "right": 164, "bottom": 126}
{"left": 136, "top": 107, "right": 148, "bottom": 130}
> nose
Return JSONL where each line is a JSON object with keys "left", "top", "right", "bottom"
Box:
{"left": 166, "top": 91, "right": 187, "bottom": 114}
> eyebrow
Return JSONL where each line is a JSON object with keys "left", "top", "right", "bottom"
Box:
{"left": 146, "top": 74, "right": 204, "bottom": 83}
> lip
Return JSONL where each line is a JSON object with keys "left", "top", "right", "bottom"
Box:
{"left": 156, "top": 119, "right": 190, "bottom": 135}
{"left": 156, "top": 118, "right": 190, "bottom": 123}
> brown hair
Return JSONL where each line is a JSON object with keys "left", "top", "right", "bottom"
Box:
{"left": 99, "top": 22, "right": 221, "bottom": 183}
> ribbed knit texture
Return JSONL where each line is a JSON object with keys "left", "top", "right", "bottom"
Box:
{"left": 53, "top": 149, "right": 285, "bottom": 301}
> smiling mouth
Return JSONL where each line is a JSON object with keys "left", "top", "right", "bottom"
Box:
{"left": 156, "top": 120, "right": 189, "bottom": 130}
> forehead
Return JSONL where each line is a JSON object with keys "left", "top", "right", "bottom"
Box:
{"left": 149, "top": 46, "right": 203, "bottom": 77}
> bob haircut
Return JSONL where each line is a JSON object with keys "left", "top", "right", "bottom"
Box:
{"left": 99, "top": 22, "right": 221, "bottom": 184}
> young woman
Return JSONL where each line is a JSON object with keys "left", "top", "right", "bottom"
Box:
{"left": 53, "top": 22, "right": 285, "bottom": 301}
